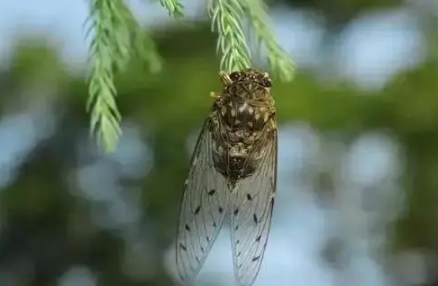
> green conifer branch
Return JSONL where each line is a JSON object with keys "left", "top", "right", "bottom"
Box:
{"left": 208, "top": 0, "right": 252, "bottom": 73}
{"left": 242, "top": 0, "right": 295, "bottom": 82}
{"left": 85, "top": 0, "right": 294, "bottom": 153}
{"left": 154, "top": 0, "right": 184, "bottom": 18}
{"left": 86, "top": 0, "right": 123, "bottom": 153}
{"left": 85, "top": 0, "right": 162, "bottom": 153}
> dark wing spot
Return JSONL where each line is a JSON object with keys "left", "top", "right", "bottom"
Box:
{"left": 255, "top": 235, "right": 261, "bottom": 242}
{"left": 185, "top": 224, "right": 190, "bottom": 231}
{"left": 201, "top": 247, "right": 205, "bottom": 253}
{"left": 234, "top": 208, "right": 239, "bottom": 216}
{"left": 206, "top": 236, "right": 211, "bottom": 243}
{"left": 179, "top": 243, "right": 187, "bottom": 251}
{"left": 237, "top": 251, "right": 242, "bottom": 257}
{"left": 208, "top": 189, "right": 216, "bottom": 195}
{"left": 236, "top": 239, "right": 240, "bottom": 244}
{"left": 194, "top": 205, "right": 201, "bottom": 215}
{"left": 218, "top": 206, "right": 223, "bottom": 213}
{"left": 235, "top": 225, "right": 239, "bottom": 230}
{"left": 253, "top": 214, "right": 259, "bottom": 223}
{"left": 252, "top": 255, "right": 261, "bottom": 262}
{"left": 213, "top": 222, "right": 217, "bottom": 227}
{"left": 246, "top": 193, "right": 253, "bottom": 201}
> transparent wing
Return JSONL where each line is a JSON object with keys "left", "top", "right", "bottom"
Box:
{"left": 176, "top": 117, "right": 229, "bottom": 283}
{"left": 230, "top": 127, "right": 278, "bottom": 286}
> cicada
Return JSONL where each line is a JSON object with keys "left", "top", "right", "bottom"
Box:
{"left": 176, "top": 68, "right": 277, "bottom": 286}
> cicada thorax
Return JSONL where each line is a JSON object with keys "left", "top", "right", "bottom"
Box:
{"left": 210, "top": 97, "right": 275, "bottom": 186}
{"left": 219, "top": 98, "right": 273, "bottom": 131}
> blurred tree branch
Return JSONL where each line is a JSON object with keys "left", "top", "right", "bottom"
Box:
{"left": 85, "top": 0, "right": 294, "bottom": 153}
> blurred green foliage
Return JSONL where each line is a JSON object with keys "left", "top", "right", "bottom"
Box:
{"left": 276, "top": 0, "right": 404, "bottom": 28}
{"left": 1, "top": 15, "right": 438, "bottom": 286}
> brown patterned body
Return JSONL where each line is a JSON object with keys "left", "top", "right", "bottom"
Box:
{"left": 209, "top": 69, "right": 276, "bottom": 187}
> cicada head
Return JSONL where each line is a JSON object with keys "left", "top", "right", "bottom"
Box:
{"left": 219, "top": 68, "right": 273, "bottom": 101}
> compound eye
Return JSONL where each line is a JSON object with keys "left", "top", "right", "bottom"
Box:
{"left": 261, "top": 78, "right": 272, "bottom": 87}
{"left": 229, "top": 72, "right": 240, "bottom": 81}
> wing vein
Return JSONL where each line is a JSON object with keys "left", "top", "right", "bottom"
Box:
{"left": 230, "top": 127, "right": 277, "bottom": 286}
{"left": 176, "top": 117, "right": 229, "bottom": 283}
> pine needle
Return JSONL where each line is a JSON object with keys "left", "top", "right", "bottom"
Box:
{"left": 85, "top": 0, "right": 163, "bottom": 153}
{"left": 208, "top": 0, "right": 252, "bottom": 73}
{"left": 242, "top": 0, "right": 295, "bottom": 81}
{"left": 154, "top": 0, "right": 184, "bottom": 18}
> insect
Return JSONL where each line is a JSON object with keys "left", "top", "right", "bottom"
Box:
{"left": 176, "top": 68, "right": 278, "bottom": 286}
